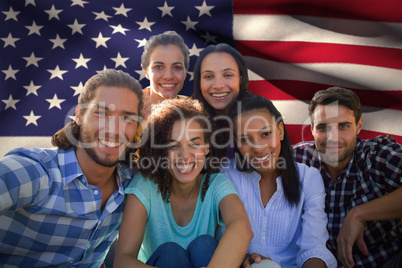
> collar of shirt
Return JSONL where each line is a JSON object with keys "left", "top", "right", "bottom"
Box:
{"left": 58, "top": 147, "right": 133, "bottom": 194}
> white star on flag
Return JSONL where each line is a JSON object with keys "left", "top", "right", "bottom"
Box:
{"left": 47, "top": 65, "right": 68, "bottom": 80}
{"left": 46, "top": 94, "right": 66, "bottom": 110}
{"left": 23, "top": 81, "right": 41, "bottom": 96}
{"left": 135, "top": 38, "right": 147, "bottom": 48}
{"left": 2, "top": 95, "right": 20, "bottom": 110}
{"left": 110, "top": 24, "right": 130, "bottom": 35}
{"left": 25, "top": 0, "right": 36, "bottom": 7}
{"left": 93, "top": 11, "right": 112, "bottom": 21}
{"left": 67, "top": 19, "right": 86, "bottom": 35}
{"left": 71, "top": 0, "right": 89, "bottom": 8}
{"left": 2, "top": 65, "right": 19, "bottom": 80}
{"left": 72, "top": 53, "right": 91, "bottom": 69}
{"left": 189, "top": 44, "right": 203, "bottom": 56}
{"left": 23, "top": 111, "right": 41, "bottom": 126}
{"left": 158, "top": 2, "right": 175, "bottom": 17}
{"left": 111, "top": 52, "right": 129, "bottom": 68}
{"left": 136, "top": 17, "right": 156, "bottom": 32}
{"left": 195, "top": 1, "right": 214, "bottom": 17}
{"left": 71, "top": 82, "right": 84, "bottom": 96}
{"left": 181, "top": 16, "right": 198, "bottom": 31}
{"left": 25, "top": 21, "right": 43, "bottom": 36}
{"left": 113, "top": 3, "right": 132, "bottom": 17}
{"left": 2, "top": 6, "right": 20, "bottom": 21}
{"left": 135, "top": 69, "right": 146, "bottom": 81}
{"left": 1, "top": 33, "right": 20, "bottom": 48}
{"left": 44, "top": 5, "right": 63, "bottom": 20}
{"left": 23, "top": 52, "right": 43, "bottom": 67}
{"left": 92, "top": 32, "right": 110, "bottom": 48}
{"left": 49, "top": 34, "right": 67, "bottom": 49}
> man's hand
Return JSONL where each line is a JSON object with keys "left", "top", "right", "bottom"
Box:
{"left": 337, "top": 208, "right": 369, "bottom": 268}
{"left": 242, "top": 253, "right": 271, "bottom": 268}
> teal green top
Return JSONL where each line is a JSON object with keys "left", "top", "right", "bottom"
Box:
{"left": 125, "top": 172, "right": 238, "bottom": 262}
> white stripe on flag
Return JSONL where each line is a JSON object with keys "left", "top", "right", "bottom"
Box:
{"left": 234, "top": 14, "right": 402, "bottom": 49}
{"left": 0, "top": 137, "right": 54, "bottom": 158}
{"left": 246, "top": 58, "right": 402, "bottom": 91}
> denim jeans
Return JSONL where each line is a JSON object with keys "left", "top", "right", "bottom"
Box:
{"left": 146, "top": 234, "right": 218, "bottom": 268}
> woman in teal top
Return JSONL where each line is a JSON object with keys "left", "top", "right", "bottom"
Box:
{"left": 114, "top": 98, "right": 252, "bottom": 268}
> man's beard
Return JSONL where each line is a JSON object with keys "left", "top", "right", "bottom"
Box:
{"left": 318, "top": 142, "right": 355, "bottom": 167}
{"left": 79, "top": 127, "right": 128, "bottom": 167}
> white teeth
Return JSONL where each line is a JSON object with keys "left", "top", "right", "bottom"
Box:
{"left": 211, "top": 92, "right": 229, "bottom": 98}
{"left": 99, "top": 139, "right": 121, "bottom": 148}
{"left": 161, "top": 84, "right": 175, "bottom": 88}
{"left": 255, "top": 153, "right": 271, "bottom": 161}
{"left": 176, "top": 163, "right": 194, "bottom": 172}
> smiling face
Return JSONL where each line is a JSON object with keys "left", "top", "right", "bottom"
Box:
{"left": 200, "top": 52, "right": 240, "bottom": 115}
{"left": 76, "top": 86, "right": 139, "bottom": 167}
{"left": 311, "top": 104, "right": 362, "bottom": 168}
{"left": 167, "top": 119, "right": 209, "bottom": 186}
{"left": 234, "top": 109, "right": 284, "bottom": 175}
{"left": 144, "top": 44, "right": 186, "bottom": 101}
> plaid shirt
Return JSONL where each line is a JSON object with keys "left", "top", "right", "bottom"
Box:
{"left": 0, "top": 147, "right": 133, "bottom": 267}
{"left": 293, "top": 135, "right": 402, "bottom": 267}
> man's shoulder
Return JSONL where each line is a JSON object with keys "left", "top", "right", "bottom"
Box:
{"left": 294, "top": 141, "right": 315, "bottom": 149}
{"left": 359, "top": 135, "right": 400, "bottom": 148}
{"left": 293, "top": 141, "right": 316, "bottom": 156}
{"left": 357, "top": 135, "right": 402, "bottom": 157}
{"left": 3, "top": 147, "right": 60, "bottom": 165}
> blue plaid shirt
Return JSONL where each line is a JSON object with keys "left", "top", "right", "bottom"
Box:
{"left": 0, "top": 147, "right": 133, "bottom": 267}
{"left": 293, "top": 135, "right": 402, "bottom": 267}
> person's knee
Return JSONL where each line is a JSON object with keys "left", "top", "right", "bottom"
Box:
{"left": 188, "top": 234, "right": 218, "bottom": 252}
{"left": 187, "top": 235, "right": 218, "bottom": 267}
{"left": 147, "top": 242, "right": 191, "bottom": 268}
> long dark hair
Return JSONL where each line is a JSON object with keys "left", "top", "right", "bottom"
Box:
{"left": 139, "top": 98, "right": 219, "bottom": 202}
{"left": 191, "top": 43, "right": 249, "bottom": 118}
{"left": 229, "top": 93, "right": 301, "bottom": 205}
{"left": 191, "top": 43, "right": 248, "bottom": 159}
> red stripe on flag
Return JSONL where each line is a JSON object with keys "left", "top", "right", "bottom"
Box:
{"left": 233, "top": 0, "right": 402, "bottom": 22}
{"left": 236, "top": 41, "right": 402, "bottom": 70}
{"left": 287, "top": 125, "right": 402, "bottom": 145}
{"left": 248, "top": 80, "right": 402, "bottom": 111}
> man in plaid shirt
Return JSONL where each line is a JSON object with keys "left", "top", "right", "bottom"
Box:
{"left": 0, "top": 69, "right": 143, "bottom": 267}
{"left": 293, "top": 87, "right": 402, "bottom": 268}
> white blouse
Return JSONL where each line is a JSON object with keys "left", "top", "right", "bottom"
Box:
{"left": 219, "top": 161, "right": 337, "bottom": 268}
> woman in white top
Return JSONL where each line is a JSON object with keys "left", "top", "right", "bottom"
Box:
{"left": 220, "top": 93, "right": 337, "bottom": 268}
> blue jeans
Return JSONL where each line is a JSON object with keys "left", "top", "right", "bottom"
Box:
{"left": 146, "top": 234, "right": 218, "bottom": 268}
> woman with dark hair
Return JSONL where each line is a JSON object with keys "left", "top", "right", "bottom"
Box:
{"left": 192, "top": 43, "right": 248, "bottom": 117}
{"left": 220, "top": 93, "right": 337, "bottom": 268}
{"left": 114, "top": 98, "right": 252, "bottom": 268}
{"left": 192, "top": 43, "right": 249, "bottom": 158}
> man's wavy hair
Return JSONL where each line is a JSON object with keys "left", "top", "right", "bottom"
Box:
{"left": 139, "top": 98, "right": 218, "bottom": 203}
{"left": 51, "top": 69, "right": 143, "bottom": 150}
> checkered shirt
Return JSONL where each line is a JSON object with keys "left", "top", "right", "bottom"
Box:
{"left": 0, "top": 147, "right": 133, "bottom": 267}
{"left": 293, "top": 135, "right": 402, "bottom": 267}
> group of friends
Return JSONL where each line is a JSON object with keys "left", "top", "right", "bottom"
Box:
{"left": 0, "top": 31, "right": 401, "bottom": 268}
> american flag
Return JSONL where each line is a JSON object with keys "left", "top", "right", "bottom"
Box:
{"left": 1, "top": 0, "right": 401, "bottom": 157}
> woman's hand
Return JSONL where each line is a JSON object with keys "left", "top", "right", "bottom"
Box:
{"left": 242, "top": 253, "right": 271, "bottom": 268}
